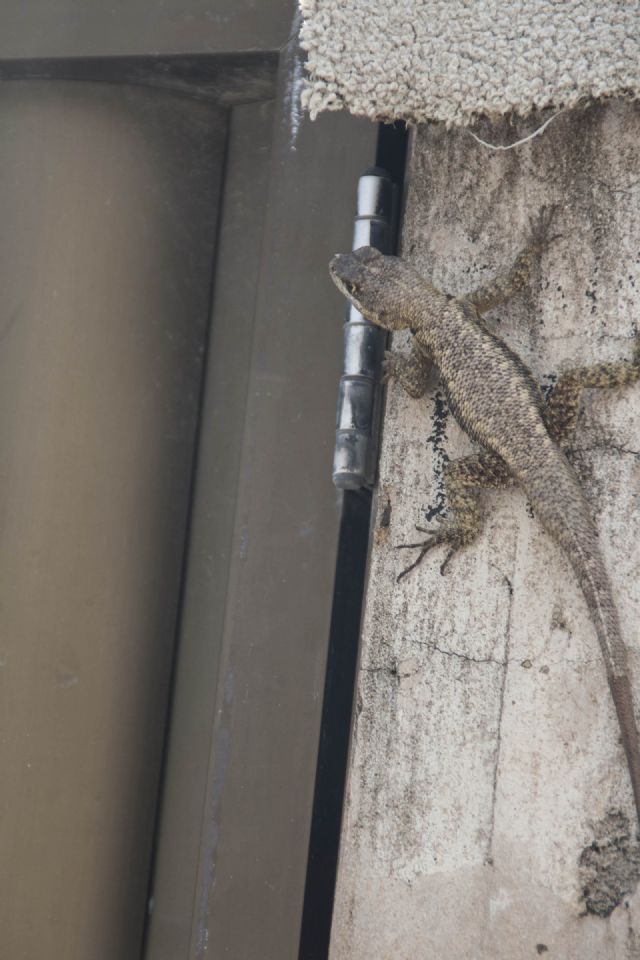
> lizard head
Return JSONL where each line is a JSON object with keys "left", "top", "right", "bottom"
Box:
{"left": 329, "top": 246, "right": 416, "bottom": 331}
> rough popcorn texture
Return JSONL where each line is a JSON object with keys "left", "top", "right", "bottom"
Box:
{"left": 300, "top": 1, "right": 640, "bottom": 126}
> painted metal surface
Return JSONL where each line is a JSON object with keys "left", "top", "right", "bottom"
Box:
{"left": 0, "top": 5, "right": 379, "bottom": 956}
{"left": 0, "top": 0, "right": 291, "bottom": 58}
{"left": 143, "top": 79, "right": 377, "bottom": 960}
{"left": 0, "top": 81, "right": 225, "bottom": 959}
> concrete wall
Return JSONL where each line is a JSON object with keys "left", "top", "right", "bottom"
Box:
{"left": 331, "top": 100, "right": 640, "bottom": 958}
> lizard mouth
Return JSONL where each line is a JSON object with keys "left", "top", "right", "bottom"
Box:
{"left": 329, "top": 253, "right": 360, "bottom": 301}
{"left": 329, "top": 252, "right": 349, "bottom": 278}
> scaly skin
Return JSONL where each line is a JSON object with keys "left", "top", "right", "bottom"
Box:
{"left": 329, "top": 214, "right": 640, "bottom": 826}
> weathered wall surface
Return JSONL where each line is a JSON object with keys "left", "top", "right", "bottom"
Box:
{"left": 331, "top": 101, "right": 640, "bottom": 959}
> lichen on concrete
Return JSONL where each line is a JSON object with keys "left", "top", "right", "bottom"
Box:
{"left": 579, "top": 810, "right": 640, "bottom": 918}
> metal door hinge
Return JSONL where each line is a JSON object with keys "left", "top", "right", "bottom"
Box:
{"left": 332, "top": 167, "right": 397, "bottom": 490}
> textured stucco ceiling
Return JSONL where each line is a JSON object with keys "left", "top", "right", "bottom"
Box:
{"left": 300, "top": 1, "right": 640, "bottom": 126}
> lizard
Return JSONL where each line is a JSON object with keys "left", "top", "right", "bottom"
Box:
{"left": 328, "top": 209, "right": 640, "bottom": 826}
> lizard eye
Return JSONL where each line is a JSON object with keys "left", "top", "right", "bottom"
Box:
{"left": 343, "top": 280, "right": 358, "bottom": 297}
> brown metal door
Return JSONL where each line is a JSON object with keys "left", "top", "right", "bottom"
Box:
{"left": 0, "top": 81, "right": 226, "bottom": 960}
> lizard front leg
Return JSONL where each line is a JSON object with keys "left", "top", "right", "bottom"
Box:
{"left": 464, "top": 206, "right": 560, "bottom": 315}
{"left": 545, "top": 345, "right": 640, "bottom": 448}
{"left": 382, "top": 340, "right": 432, "bottom": 398}
{"left": 396, "top": 452, "right": 511, "bottom": 581}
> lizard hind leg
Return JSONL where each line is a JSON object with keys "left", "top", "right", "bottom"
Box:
{"left": 396, "top": 452, "right": 511, "bottom": 581}
{"left": 545, "top": 349, "right": 640, "bottom": 448}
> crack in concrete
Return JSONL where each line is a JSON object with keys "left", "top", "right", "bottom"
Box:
{"left": 362, "top": 650, "right": 601, "bottom": 679}
{"left": 571, "top": 443, "right": 640, "bottom": 459}
{"left": 487, "top": 574, "right": 516, "bottom": 865}
{"left": 415, "top": 639, "right": 507, "bottom": 667}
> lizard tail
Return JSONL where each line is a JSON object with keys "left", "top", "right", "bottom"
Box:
{"left": 567, "top": 534, "right": 640, "bottom": 825}
{"left": 526, "top": 448, "right": 640, "bottom": 824}
{"left": 609, "top": 673, "right": 640, "bottom": 824}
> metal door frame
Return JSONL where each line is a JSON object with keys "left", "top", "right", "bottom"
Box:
{"left": 0, "top": 2, "right": 378, "bottom": 957}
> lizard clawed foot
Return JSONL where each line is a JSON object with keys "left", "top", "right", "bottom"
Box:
{"left": 395, "top": 522, "right": 464, "bottom": 581}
